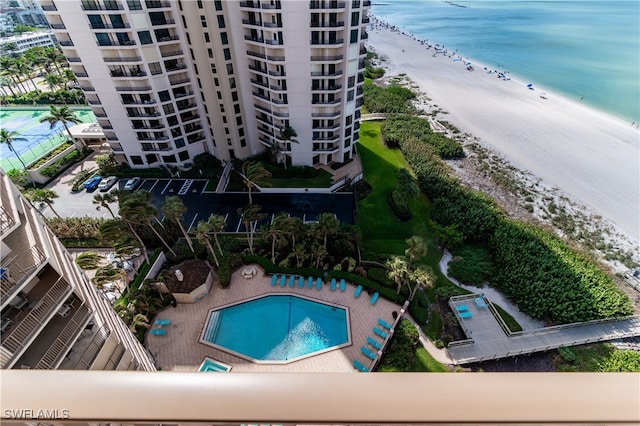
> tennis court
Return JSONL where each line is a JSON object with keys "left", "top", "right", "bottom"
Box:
{"left": 0, "top": 107, "right": 96, "bottom": 171}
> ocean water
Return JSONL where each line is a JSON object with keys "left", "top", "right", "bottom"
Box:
{"left": 371, "top": 0, "right": 640, "bottom": 123}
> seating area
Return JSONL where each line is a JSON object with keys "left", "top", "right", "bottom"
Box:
{"left": 354, "top": 285, "right": 363, "bottom": 298}
{"left": 154, "top": 319, "right": 171, "bottom": 326}
{"left": 352, "top": 359, "right": 369, "bottom": 372}
{"left": 268, "top": 274, "right": 352, "bottom": 296}
{"left": 373, "top": 326, "right": 388, "bottom": 339}
{"left": 459, "top": 311, "right": 473, "bottom": 319}
{"left": 361, "top": 346, "right": 377, "bottom": 361}
{"left": 150, "top": 329, "right": 166, "bottom": 336}
{"left": 370, "top": 292, "right": 379, "bottom": 305}
{"left": 474, "top": 297, "right": 487, "bottom": 308}
{"left": 455, "top": 305, "right": 469, "bottom": 312}
{"left": 378, "top": 318, "right": 393, "bottom": 330}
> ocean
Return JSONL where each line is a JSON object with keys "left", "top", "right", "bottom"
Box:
{"left": 371, "top": 0, "right": 640, "bottom": 123}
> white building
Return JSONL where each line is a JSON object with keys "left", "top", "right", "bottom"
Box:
{"left": 0, "top": 30, "right": 56, "bottom": 55}
{"left": 0, "top": 171, "right": 156, "bottom": 371}
{"left": 40, "top": 0, "right": 370, "bottom": 169}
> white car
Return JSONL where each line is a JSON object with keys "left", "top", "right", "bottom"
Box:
{"left": 123, "top": 177, "right": 141, "bottom": 191}
{"left": 98, "top": 176, "right": 118, "bottom": 191}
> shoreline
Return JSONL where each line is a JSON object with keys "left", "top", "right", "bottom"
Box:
{"left": 366, "top": 19, "right": 640, "bottom": 246}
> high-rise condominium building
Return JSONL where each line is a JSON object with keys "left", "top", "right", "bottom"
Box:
{"left": 40, "top": 0, "right": 370, "bottom": 169}
{"left": 0, "top": 171, "right": 156, "bottom": 371}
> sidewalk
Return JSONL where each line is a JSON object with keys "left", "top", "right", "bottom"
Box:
{"left": 404, "top": 312, "right": 455, "bottom": 365}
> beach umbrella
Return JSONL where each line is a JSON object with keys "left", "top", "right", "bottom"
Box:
{"left": 527, "top": 83, "right": 533, "bottom": 87}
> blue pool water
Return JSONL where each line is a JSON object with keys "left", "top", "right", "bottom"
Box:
{"left": 198, "top": 358, "right": 231, "bottom": 372}
{"left": 202, "top": 295, "right": 349, "bottom": 362}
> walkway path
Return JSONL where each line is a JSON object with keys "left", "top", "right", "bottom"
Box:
{"left": 439, "top": 251, "right": 544, "bottom": 330}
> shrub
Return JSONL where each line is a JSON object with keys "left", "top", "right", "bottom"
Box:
{"left": 387, "top": 190, "right": 412, "bottom": 221}
{"left": 378, "top": 319, "right": 419, "bottom": 371}
{"left": 71, "top": 168, "right": 97, "bottom": 192}
{"left": 217, "top": 263, "right": 231, "bottom": 288}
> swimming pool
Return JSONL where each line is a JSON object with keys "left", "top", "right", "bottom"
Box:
{"left": 200, "top": 294, "right": 350, "bottom": 363}
{"left": 198, "top": 357, "right": 232, "bottom": 372}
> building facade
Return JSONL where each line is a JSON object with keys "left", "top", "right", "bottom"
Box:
{"left": 0, "top": 30, "right": 57, "bottom": 55}
{"left": 0, "top": 171, "right": 156, "bottom": 371}
{"left": 40, "top": 0, "right": 370, "bottom": 169}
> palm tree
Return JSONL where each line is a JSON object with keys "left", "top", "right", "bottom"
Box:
{"left": 237, "top": 204, "right": 267, "bottom": 255}
{"left": 93, "top": 192, "right": 118, "bottom": 218}
{"left": 128, "top": 313, "right": 150, "bottom": 332}
{"left": 44, "top": 73, "right": 63, "bottom": 92}
{"left": 386, "top": 256, "right": 410, "bottom": 295}
{"left": 75, "top": 251, "right": 104, "bottom": 270}
{"left": 281, "top": 214, "right": 303, "bottom": 253}
{"left": 25, "top": 188, "right": 62, "bottom": 218}
{"left": 100, "top": 219, "right": 149, "bottom": 265}
{"left": 313, "top": 213, "right": 340, "bottom": 249}
{"left": 195, "top": 220, "right": 219, "bottom": 267}
{"left": 0, "top": 56, "right": 24, "bottom": 95}
{"left": 0, "top": 75, "right": 17, "bottom": 96}
{"left": 39, "top": 105, "right": 83, "bottom": 148}
{"left": 14, "top": 56, "right": 37, "bottom": 92}
{"left": 162, "top": 196, "right": 194, "bottom": 254}
{"left": 238, "top": 161, "right": 271, "bottom": 204}
{"left": 119, "top": 191, "right": 177, "bottom": 257}
{"left": 409, "top": 267, "right": 436, "bottom": 302}
{"left": 273, "top": 126, "right": 298, "bottom": 168}
{"left": 0, "top": 129, "right": 28, "bottom": 170}
{"left": 93, "top": 264, "right": 128, "bottom": 294}
{"left": 207, "top": 213, "right": 226, "bottom": 256}
{"left": 261, "top": 213, "right": 287, "bottom": 263}
{"left": 405, "top": 235, "right": 427, "bottom": 268}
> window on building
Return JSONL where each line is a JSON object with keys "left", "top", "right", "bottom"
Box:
{"left": 214, "top": 77, "right": 219, "bottom": 86}
{"left": 149, "top": 62, "right": 162, "bottom": 75}
{"left": 351, "top": 11, "right": 359, "bottom": 26}
{"left": 240, "top": 138, "right": 246, "bottom": 147}
{"left": 217, "top": 91, "right": 222, "bottom": 100}
{"left": 350, "top": 29, "right": 358, "bottom": 44}
{"left": 231, "top": 91, "right": 238, "bottom": 102}
{"left": 186, "top": 32, "right": 191, "bottom": 44}
{"left": 352, "top": 0, "right": 360, "bottom": 7}
{"left": 171, "top": 127, "right": 182, "bottom": 137}
{"left": 214, "top": 0, "right": 223, "bottom": 10}
{"left": 345, "top": 115, "right": 352, "bottom": 126}
{"left": 130, "top": 155, "right": 144, "bottom": 165}
{"left": 167, "top": 116, "right": 178, "bottom": 126}
{"left": 220, "top": 32, "right": 228, "bottom": 45}
{"left": 204, "top": 32, "right": 210, "bottom": 42}
{"left": 127, "top": 0, "right": 142, "bottom": 10}
{"left": 197, "top": 0, "right": 203, "bottom": 8}
{"left": 181, "top": 15, "right": 187, "bottom": 28}
{"left": 162, "top": 154, "right": 177, "bottom": 163}
{"left": 138, "top": 30, "right": 152, "bottom": 44}
{"left": 234, "top": 104, "right": 240, "bottom": 114}
{"left": 223, "top": 48, "right": 231, "bottom": 60}
{"left": 344, "top": 137, "right": 351, "bottom": 147}
{"left": 163, "top": 103, "right": 175, "bottom": 114}
{"left": 347, "top": 90, "right": 354, "bottom": 102}
{"left": 238, "top": 128, "right": 244, "bottom": 137}
{"left": 175, "top": 138, "right": 185, "bottom": 148}
{"left": 217, "top": 15, "right": 225, "bottom": 28}
{"left": 178, "top": 150, "right": 190, "bottom": 161}
{"left": 200, "top": 16, "right": 207, "bottom": 27}
{"left": 348, "top": 76, "right": 355, "bottom": 88}
{"left": 159, "top": 90, "right": 170, "bottom": 102}
{"left": 226, "top": 63, "right": 234, "bottom": 75}
{"left": 208, "top": 48, "right": 213, "bottom": 58}
{"left": 220, "top": 104, "right": 225, "bottom": 112}
{"left": 236, "top": 116, "right": 242, "bottom": 126}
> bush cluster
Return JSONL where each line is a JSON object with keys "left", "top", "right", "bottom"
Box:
{"left": 382, "top": 114, "right": 464, "bottom": 159}
{"left": 378, "top": 319, "right": 419, "bottom": 371}
{"left": 398, "top": 132, "right": 632, "bottom": 324}
{"left": 363, "top": 80, "right": 417, "bottom": 115}
{"left": 28, "top": 142, "right": 73, "bottom": 170}
{"left": 1, "top": 89, "right": 85, "bottom": 105}
{"left": 40, "top": 148, "right": 89, "bottom": 178}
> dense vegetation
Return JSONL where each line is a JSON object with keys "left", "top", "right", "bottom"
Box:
{"left": 381, "top": 114, "right": 464, "bottom": 159}
{"left": 555, "top": 344, "right": 640, "bottom": 372}
{"left": 448, "top": 244, "right": 496, "bottom": 286}
{"left": 362, "top": 79, "right": 418, "bottom": 115}
{"left": 377, "top": 319, "right": 421, "bottom": 371}
{"left": 397, "top": 123, "right": 632, "bottom": 324}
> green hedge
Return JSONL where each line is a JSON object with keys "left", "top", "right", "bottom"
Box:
{"left": 381, "top": 114, "right": 464, "bottom": 159}
{"left": 387, "top": 191, "right": 412, "bottom": 221}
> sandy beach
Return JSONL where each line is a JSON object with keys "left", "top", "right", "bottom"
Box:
{"left": 366, "top": 21, "right": 640, "bottom": 245}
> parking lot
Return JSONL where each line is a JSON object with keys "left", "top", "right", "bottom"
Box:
{"left": 44, "top": 163, "right": 355, "bottom": 232}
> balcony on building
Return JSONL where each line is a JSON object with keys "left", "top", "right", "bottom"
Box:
{"left": 363, "top": 0, "right": 371, "bottom": 5}
{"left": 0, "top": 180, "right": 19, "bottom": 238}
{"left": 145, "top": 0, "right": 171, "bottom": 9}
{"left": 40, "top": 2, "right": 57, "bottom": 11}
{"left": 126, "top": 108, "right": 160, "bottom": 118}
{"left": 241, "top": 18, "right": 262, "bottom": 27}
{"left": 311, "top": 69, "right": 343, "bottom": 77}
{"left": 81, "top": 0, "right": 124, "bottom": 10}
{"left": 312, "top": 97, "right": 342, "bottom": 105}
{"left": 164, "top": 60, "right": 187, "bottom": 72}
{"left": 261, "top": 1, "right": 281, "bottom": 9}
{"left": 141, "top": 142, "right": 172, "bottom": 152}
{"left": 176, "top": 101, "right": 197, "bottom": 111}
{"left": 97, "top": 38, "right": 137, "bottom": 47}
{"left": 249, "top": 64, "right": 269, "bottom": 75}
{"left": 239, "top": 1, "right": 261, "bottom": 9}
{"left": 310, "top": 20, "right": 345, "bottom": 29}
{"left": 115, "top": 85, "right": 153, "bottom": 92}
{"left": 310, "top": 54, "right": 344, "bottom": 62}
{"left": 180, "top": 112, "right": 200, "bottom": 123}
{"left": 160, "top": 48, "right": 184, "bottom": 58}
{"left": 187, "top": 132, "right": 205, "bottom": 144}
{"left": 254, "top": 103, "right": 289, "bottom": 118}
{"left": 150, "top": 15, "right": 175, "bottom": 26}
{"left": 58, "top": 325, "right": 109, "bottom": 370}
{"left": 250, "top": 78, "right": 269, "bottom": 89}
{"left": 312, "top": 110, "right": 342, "bottom": 119}
{"left": 1, "top": 267, "right": 73, "bottom": 368}
{"left": 310, "top": 1, "right": 346, "bottom": 10}
{"left": 1, "top": 245, "right": 47, "bottom": 308}
{"left": 263, "top": 21, "right": 282, "bottom": 28}
{"left": 313, "top": 143, "right": 339, "bottom": 153}
{"left": 103, "top": 55, "right": 142, "bottom": 63}
{"left": 89, "top": 22, "right": 130, "bottom": 30}
{"left": 9, "top": 298, "right": 92, "bottom": 369}
{"left": 59, "top": 40, "right": 74, "bottom": 47}
{"left": 311, "top": 83, "right": 343, "bottom": 92}
{"left": 110, "top": 66, "right": 146, "bottom": 78}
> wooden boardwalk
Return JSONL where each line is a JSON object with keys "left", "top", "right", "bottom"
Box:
{"left": 446, "top": 294, "right": 640, "bottom": 365}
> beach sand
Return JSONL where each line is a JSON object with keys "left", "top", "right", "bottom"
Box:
{"left": 366, "top": 22, "right": 640, "bottom": 245}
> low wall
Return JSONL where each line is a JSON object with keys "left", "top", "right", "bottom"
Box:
{"left": 172, "top": 271, "right": 214, "bottom": 304}
{"left": 27, "top": 144, "right": 76, "bottom": 184}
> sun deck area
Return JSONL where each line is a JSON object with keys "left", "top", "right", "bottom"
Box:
{"left": 146, "top": 265, "right": 401, "bottom": 372}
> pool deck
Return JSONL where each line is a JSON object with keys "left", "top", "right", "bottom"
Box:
{"left": 146, "top": 265, "right": 401, "bottom": 372}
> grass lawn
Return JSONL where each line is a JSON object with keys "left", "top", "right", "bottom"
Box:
{"left": 356, "top": 121, "right": 431, "bottom": 257}
{"left": 411, "top": 346, "right": 450, "bottom": 372}
{"left": 263, "top": 169, "right": 333, "bottom": 188}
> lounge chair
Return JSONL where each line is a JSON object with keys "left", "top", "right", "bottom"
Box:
{"left": 330, "top": 278, "right": 337, "bottom": 291}
{"left": 271, "top": 275, "right": 278, "bottom": 286}
{"left": 354, "top": 285, "right": 363, "bottom": 298}
{"left": 370, "top": 292, "right": 379, "bottom": 305}
{"left": 339, "top": 278, "right": 346, "bottom": 292}
{"left": 279, "top": 275, "right": 286, "bottom": 287}
{"left": 307, "top": 277, "right": 314, "bottom": 289}
{"left": 367, "top": 336, "right": 382, "bottom": 350}
{"left": 288, "top": 275, "right": 295, "bottom": 287}
{"left": 352, "top": 359, "right": 369, "bottom": 372}
{"left": 373, "top": 326, "right": 388, "bottom": 339}
{"left": 456, "top": 305, "right": 469, "bottom": 312}
{"left": 474, "top": 297, "right": 487, "bottom": 308}
{"left": 316, "top": 278, "right": 322, "bottom": 290}
{"left": 459, "top": 311, "right": 473, "bottom": 319}
{"left": 377, "top": 318, "right": 393, "bottom": 330}
{"left": 361, "top": 346, "right": 377, "bottom": 360}
{"left": 298, "top": 277, "right": 305, "bottom": 288}
{"left": 154, "top": 319, "right": 171, "bottom": 326}
{"left": 150, "top": 329, "right": 166, "bottom": 336}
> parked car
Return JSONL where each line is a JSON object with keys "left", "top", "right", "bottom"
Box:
{"left": 123, "top": 177, "right": 141, "bottom": 191}
{"left": 83, "top": 176, "right": 102, "bottom": 190}
{"left": 98, "top": 176, "right": 118, "bottom": 191}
